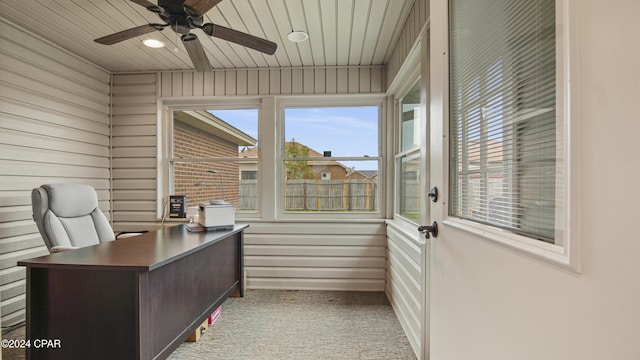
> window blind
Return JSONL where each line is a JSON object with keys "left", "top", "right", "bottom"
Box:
{"left": 449, "top": 0, "right": 559, "bottom": 243}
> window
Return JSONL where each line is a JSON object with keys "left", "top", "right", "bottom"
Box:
{"left": 282, "top": 106, "right": 380, "bottom": 214}
{"left": 241, "top": 171, "right": 257, "bottom": 180}
{"left": 449, "top": 0, "right": 563, "bottom": 243}
{"left": 169, "top": 108, "right": 259, "bottom": 214}
{"left": 396, "top": 81, "right": 422, "bottom": 222}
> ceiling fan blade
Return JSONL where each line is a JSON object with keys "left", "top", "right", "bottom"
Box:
{"left": 183, "top": 0, "right": 223, "bottom": 16}
{"left": 129, "top": 0, "right": 170, "bottom": 18}
{"left": 181, "top": 34, "right": 213, "bottom": 72}
{"left": 129, "top": 0, "right": 157, "bottom": 8}
{"left": 202, "top": 23, "right": 277, "bottom": 55}
{"left": 95, "top": 24, "right": 165, "bottom": 45}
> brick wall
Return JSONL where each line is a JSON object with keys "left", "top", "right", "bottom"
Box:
{"left": 173, "top": 120, "right": 240, "bottom": 208}
{"left": 311, "top": 164, "right": 347, "bottom": 180}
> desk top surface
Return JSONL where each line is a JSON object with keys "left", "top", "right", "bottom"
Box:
{"left": 18, "top": 224, "right": 248, "bottom": 271}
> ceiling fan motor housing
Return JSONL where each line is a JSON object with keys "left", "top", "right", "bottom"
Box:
{"left": 154, "top": 0, "right": 204, "bottom": 35}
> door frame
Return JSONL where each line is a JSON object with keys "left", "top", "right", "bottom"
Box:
{"left": 420, "top": 28, "right": 431, "bottom": 360}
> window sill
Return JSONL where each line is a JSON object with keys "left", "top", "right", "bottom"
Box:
{"left": 443, "top": 217, "right": 579, "bottom": 272}
{"left": 236, "top": 215, "right": 386, "bottom": 224}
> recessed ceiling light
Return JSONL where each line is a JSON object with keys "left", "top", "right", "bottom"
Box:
{"left": 287, "top": 31, "right": 309, "bottom": 43}
{"left": 142, "top": 38, "right": 165, "bottom": 48}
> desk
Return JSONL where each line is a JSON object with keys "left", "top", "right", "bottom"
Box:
{"left": 19, "top": 224, "right": 247, "bottom": 360}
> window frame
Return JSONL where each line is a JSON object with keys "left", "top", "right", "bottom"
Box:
{"left": 276, "top": 95, "right": 386, "bottom": 220}
{"left": 159, "top": 95, "right": 387, "bottom": 222}
{"left": 442, "top": 0, "right": 581, "bottom": 271}
{"left": 159, "top": 98, "right": 263, "bottom": 220}
{"left": 394, "top": 79, "right": 423, "bottom": 225}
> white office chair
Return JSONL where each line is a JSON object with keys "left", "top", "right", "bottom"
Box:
{"left": 32, "top": 184, "right": 140, "bottom": 253}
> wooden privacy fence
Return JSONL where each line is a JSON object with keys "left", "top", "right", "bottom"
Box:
{"left": 239, "top": 179, "right": 377, "bottom": 211}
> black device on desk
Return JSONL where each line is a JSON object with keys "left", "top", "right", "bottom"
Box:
{"left": 169, "top": 195, "right": 186, "bottom": 218}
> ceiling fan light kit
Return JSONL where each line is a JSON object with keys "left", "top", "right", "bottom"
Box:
{"left": 142, "top": 38, "right": 166, "bottom": 48}
{"left": 94, "top": 0, "right": 278, "bottom": 72}
{"left": 287, "top": 31, "right": 309, "bottom": 43}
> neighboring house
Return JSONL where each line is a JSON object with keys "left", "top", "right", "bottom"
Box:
{"left": 238, "top": 146, "right": 259, "bottom": 181}
{"left": 239, "top": 142, "right": 378, "bottom": 181}
{"left": 349, "top": 170, "right": 378, "bottom": 181}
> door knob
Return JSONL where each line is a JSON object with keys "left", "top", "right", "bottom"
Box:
{"left": 418, "top": 221, "right": 438, "bottom": 239}
{"left": 427, "top": 187, "right": 438, "bottom": 202}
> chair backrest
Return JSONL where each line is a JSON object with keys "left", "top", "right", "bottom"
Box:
{"left": 32, "top": 184, "right": 115, "bottom": 252}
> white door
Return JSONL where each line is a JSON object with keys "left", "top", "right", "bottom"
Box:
{"left": 426, "top": 0, "right": 585, "bottom": 359}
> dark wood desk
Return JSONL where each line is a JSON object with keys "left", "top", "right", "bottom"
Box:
{"left": 19, "top": 224, "right": 247, "bottom": 360}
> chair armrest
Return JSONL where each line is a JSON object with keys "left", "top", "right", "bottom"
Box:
{"left": 50, "top": 246, "right": 80, "bottom": 253}
{"left": 116, "top": 231, "right": 148, "bottom": 239}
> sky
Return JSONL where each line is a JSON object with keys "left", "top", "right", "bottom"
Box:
{"left": 210, "top": 106, "right": 379, "bottom": 171}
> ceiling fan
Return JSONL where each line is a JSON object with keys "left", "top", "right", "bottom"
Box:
{"left": 94, "top": 0, "right": 277, "bottom": 72}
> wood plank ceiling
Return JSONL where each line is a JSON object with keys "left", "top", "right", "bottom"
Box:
{"left": 0, "top": 0, "right": 415, "bottom": 73}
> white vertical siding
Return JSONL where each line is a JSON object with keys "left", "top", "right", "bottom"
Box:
{"left": 386, "top": 223, "right": 423, "bottom": 357}
{"left": 386, "top": 0, "right": 429, "bottom": 89}
{"left": 0, "top": 18, "right": 111, "bottom": 326}
{"left": 157, "top": 66, "right": 385, "bottom": 97}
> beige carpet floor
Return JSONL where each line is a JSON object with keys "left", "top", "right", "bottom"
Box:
{"left": 168, "top": 290, "right": 416, "bottom": 360}
{"left": 2, "top": 289, "right": 416, "bottom": 360}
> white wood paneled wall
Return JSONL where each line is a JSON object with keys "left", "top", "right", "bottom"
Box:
{"left": 386, "top": 224, "right": 423, "bottom": 357}
{"left": 246, "top": 222, "right": 387, "bottom": 291}
{"left": 387, "top": 0, "right": 429, "bottom": 89}
{"left": 0, "top": 18, "right": 111, "bottom": 326}
{"left": 158, "top": 66, "right": 385, "bottom": 97}
{"left": 111, "top": 73, "right": 159, "bottom": 230}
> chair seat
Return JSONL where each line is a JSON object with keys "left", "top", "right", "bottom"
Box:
{"left": 32, "top": 184, "right": 116, "bottom": 252}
